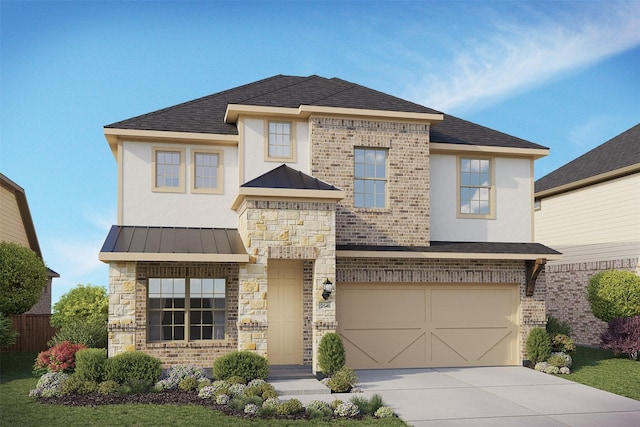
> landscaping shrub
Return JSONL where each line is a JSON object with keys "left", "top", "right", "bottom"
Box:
{"left": 97, "top": 380, "right": 120, "bottom": 395}
{"left": 318, "top": 332, "right": 346, "bottom": 376}
{"left": 525, "top": 327, "right": 551, "bottom": 364}
{"left": 305, "top": 400, "right": 333, "bottom": 419}
{"left": 275, "top": 398, "right": 304, "bottom": 416}
{"left": 547, "top": 352, "right": 572, "bottom": 368}
{"left": 546, "top": 315, "right": 572, "bottom": 338}
{"left": 48, "top": 314, "right": 108, "bottom": 349}
{"left": 587, "top": 270, "right": 640, "bottom": 322}
{"left": 28, "top": 371, "right": 70, "bottom": 397}
{"left": 327, "top": 366, "right": 358, "bottom": 393}
{"left": 74, "top": 348, "right": 107, "bottom": 382}
{"left": 0, "top": 241, "right": 47, "bottom": 315}
{"left": 551, "top": 334, "right": 576, "bottom": 355}
{"left": 155, "top": 364, "right": 208, "bottom": 391}
{"left": 58, "top": 374, "right": 98, "bottom": 395}
{"left": 34, "top": 341, "right": 87, "bottom": 375}
{"left": 334, "top": 401, "right": 360, "bottom": 417}
{"left": 350, "top": 393, "right": 384, "bottom": 415}
{"left": 178, "top": 376, "right": 199, "bottom": 391}
{"left": 103, "top": 351, "right": 161, "bottom": 391}
{"left": 0, "top": 312, "right": 18, "bottom": 348}
{"left": 600, "top": 315, "right": 640, "bottom": 360}
{"left": 212, "top": 351, "right": 268, "bottom": 382}
{"left": 375, "top": 406, "right": 395, "bottom": 418}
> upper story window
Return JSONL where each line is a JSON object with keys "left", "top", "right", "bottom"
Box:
{"left": 459, "top": 157, "right": 494, "bottom": 218}
{"left": 354, "top": 148, "right": 387, "bottom": 208}
{"left": 148, "top": 277, "right": 226, "bottom": 342}
{"left": 266, "top": 121, "right": 295, "bottom": 160}
{"left": 192, "top": 150, "right": 223, "bottom": 194}
{"left": 152, "top": 147, "right": 185, "bottom": 193}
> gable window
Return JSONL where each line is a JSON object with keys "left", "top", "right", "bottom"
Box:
{"left": 192, "top": 150, "right": 223, "bottom": 194}
{"left": 459, "top": 157, "right": 494, "bottom": 218}
{"left": 354, "top": 148, "right": 387, "bottom": 208}
{"left": 266, "top": 121, "right": 295, "bottom": 160}
{"left": 152, "top": 147, "right": 185, "bottom": 192}
{"left": 148, "top": 277, "right": 226, "bottom": 342}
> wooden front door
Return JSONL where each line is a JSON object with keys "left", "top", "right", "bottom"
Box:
{"left": 267, "top": 260, "right": 303, "bottom": 364}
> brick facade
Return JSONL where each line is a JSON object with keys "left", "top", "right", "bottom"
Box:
{"left": 545, "top": 258, "right": 639, "bottom": 346}
{"left": 310, "top": 117, "right": 431, "bottom": 247}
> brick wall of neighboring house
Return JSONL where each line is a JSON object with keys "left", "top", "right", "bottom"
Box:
{"left": 336, "top": 257, "right": 547, "bottom": 362}
{"left": 310, "top": 116, "right": 431, "bottom": 247}
{"left": 108, "top": 261, "right": 239, "bottom": 368}
{"left": 545, "top": 258, "right": 640, "bottom": 346}
{"left": 236, "top": 199, "right": 338, "bottom": 371}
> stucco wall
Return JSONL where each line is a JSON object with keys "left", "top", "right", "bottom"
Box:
{"left": 430, "top": 154, "right": 533, "bottom": 242}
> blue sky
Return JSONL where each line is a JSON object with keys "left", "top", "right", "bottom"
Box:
{"left": 1, "top": 0, "right": 639, "bottom": 309}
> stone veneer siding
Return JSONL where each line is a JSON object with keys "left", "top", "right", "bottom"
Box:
{"left": 336, "top": 258, "right": 547, "bottom": 363}
{"left": 236, "top": 199, "right": 337, "bottom": 372}
{"left": 108, "top": 261, "right": 239, "bottom": 368}
{"left": 310, "top": 116, "right": 431, "bottom": 247}
{"left": 545, "top": 258, "right": 640, "bottom": 346}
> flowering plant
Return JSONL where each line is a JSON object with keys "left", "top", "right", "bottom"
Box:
{"left": 33, "top": 341, "right": 87, "bottom": 374}
{"left": 334, "top": 401, "right": 360, "bottom": 417}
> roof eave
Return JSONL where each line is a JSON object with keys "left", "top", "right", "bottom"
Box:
{"left": 232, "top": 187, "right": 346, "bottom": 211}
{"left": 336, "top": 249, "right": 562, "bottom": 261}
{"left": 99, "top": 252, "right": 250, "bottom": 263}
{"left": 535, "top": 163, "right": 640, "bottom": 199}
{"left": 430, "top": 142, "right": 549, "bottom": 159}
{"left": 225, "top": 104, "right": 444, "bottom": 124}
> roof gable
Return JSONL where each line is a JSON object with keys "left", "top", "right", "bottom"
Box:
{"left": 535, "top": 123, "right": 640, "bottom": 194}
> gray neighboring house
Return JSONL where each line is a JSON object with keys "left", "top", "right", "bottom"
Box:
{"left": 535, "top": 123, "right": 640, "bottom": 345}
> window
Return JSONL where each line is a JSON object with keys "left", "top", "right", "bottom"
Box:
{"left": 354, "top": 148, "right": 387, "bottom": 208}
{"left": 459, "top": 157, "right": 494, "bottom": 217}
{"left": 192, "top": 150, "right": 223, "bottom": 194}
{"left": 266, "top": 121, "right": 295, "bottom": 160}
{"left": 152, "top": 147, "right": 185, "bottom": 192}
{"left": 148, "top": 278, "right": 226, "bottom": 342}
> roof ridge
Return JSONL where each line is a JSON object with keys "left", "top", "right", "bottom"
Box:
{"left": 232, "top": 75, "right": 321, "bottom": 105}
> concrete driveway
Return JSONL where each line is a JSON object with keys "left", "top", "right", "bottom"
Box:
{"left": 354, "top": 366, "right": 640, "bottom": 426}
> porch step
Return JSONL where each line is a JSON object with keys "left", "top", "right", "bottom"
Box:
{"left": 269, "top": 378, "right": 331, "bottom": 396}
{"left": 268, "top": 364, "right": 316, "bottom": 380}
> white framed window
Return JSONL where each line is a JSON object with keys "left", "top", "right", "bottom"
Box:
{"left": 458, "top": 157, "right": 495, "bottom": 218}
{"left": 152, "top": 147, "right": 185, "bottom": 193}
{"left": 265, "top": 121, "right": 295, "bottom": 161}
{"left": 354, "top": 148, "right": 387, "bottom": 208}
{"left": 147, "top": 277, "right": 226, "bottom": 342}
{"left": 192, "top": 149, "right": 223, "bottom": 194}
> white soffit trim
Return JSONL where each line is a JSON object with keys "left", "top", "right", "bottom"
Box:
{"left": 430, "top": 142, "right": 549, "bottom": 159}
{"left": 99, "top": 252, "right": 250, "bottom": 263}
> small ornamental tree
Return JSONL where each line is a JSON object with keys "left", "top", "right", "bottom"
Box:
{"left": 600, "top": 316, "right": 640, "bottom": 360}
{"left": 0, "top": 242, "right": 48, "bottom": 315}
{"left": 318, "top": 332, "right": 346, "bottom": 376}
{"left": 51, "top": 284, "right": 108, "bottom": 328}
{"left": 586, "top": 270, "right": 640, "bottom": 322}
{"left": 526, "top": 327, "right": 551, "bottom": 364}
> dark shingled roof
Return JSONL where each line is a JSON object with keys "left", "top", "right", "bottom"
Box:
{"left": 242, "top": 164, "right": 341, "bottom": 190}
{"left": 535, "top": 123, "right": 640, "bottom": 194}
{"left": 337, "top": 241, "right": 561, "bottom": 257}
{"left": 105, "top": 74, "right": 545, "bottom": 150}
{"left": 100, "top": 225, "right": 247, "bottom": 255}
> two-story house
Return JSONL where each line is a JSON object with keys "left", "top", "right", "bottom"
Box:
{"left": 535, "top": 123, "right": 640, "bottom": 345}
{"left": 99, "top": 75, "right": 559, "bottom": 371}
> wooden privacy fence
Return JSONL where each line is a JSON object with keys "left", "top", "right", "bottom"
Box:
{"left": 1, "top": 314, "right": 57, "bottom": 353}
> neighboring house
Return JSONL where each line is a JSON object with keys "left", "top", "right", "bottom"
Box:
{"left": 535, "top": 123, "right": 640, "bottom": 345}
{"left": 99, "top": 75, "right": 559, "bottom": 371}
{"left": 0, "top": 173, "right": 59, "bottom": 314}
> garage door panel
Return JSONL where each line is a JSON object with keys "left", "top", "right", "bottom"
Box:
{"left": 337, "top": 283, "right": 519, "bottom": 369}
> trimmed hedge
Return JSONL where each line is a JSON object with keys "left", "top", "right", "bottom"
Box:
{"left": 212, "top": 351, "right": 268, "bottom": 383}
{"left": 103, "top": 351, "right": 161, "bottom": 390}
{"left": 74, "top": 348, "right": 107, "bottom": 382}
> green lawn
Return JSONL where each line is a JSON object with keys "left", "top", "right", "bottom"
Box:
{"left": 0, "top": 352, "right": 406, "bottom": 427}
{"left": 564, "top": 345, "right": 640, "bottom": 400}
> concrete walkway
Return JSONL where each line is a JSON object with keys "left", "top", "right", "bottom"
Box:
{"left": 276, "top": 366, "right": 640, "bottom": 426}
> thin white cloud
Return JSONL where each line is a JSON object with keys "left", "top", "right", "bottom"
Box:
{"left": 406, "top": 1, "right": 640, "bottom": 113}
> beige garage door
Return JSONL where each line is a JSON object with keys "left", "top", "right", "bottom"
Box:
{"left": 336, "top": 283, "right": 519, "bottom": 369}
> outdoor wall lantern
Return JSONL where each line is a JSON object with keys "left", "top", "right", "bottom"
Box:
{"left": 322, "top": 278, "right": 333, "bottom": 300}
